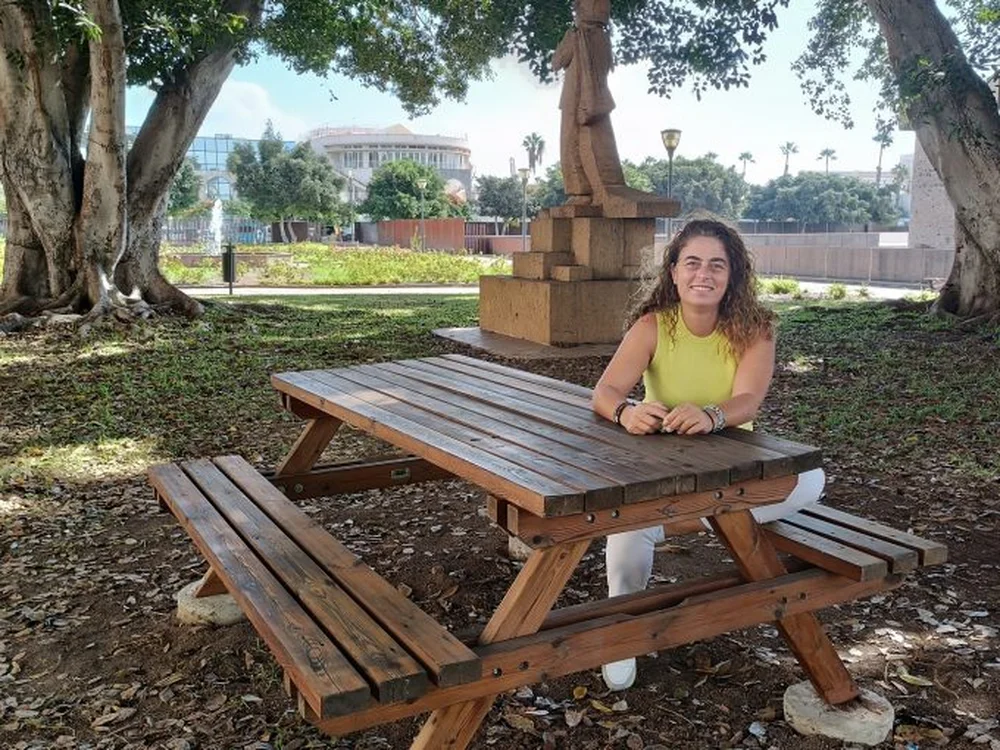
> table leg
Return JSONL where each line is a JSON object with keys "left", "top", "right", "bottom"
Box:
{"left": 709, "top": 510, "right": 859, "bottom": 704}
{"left": 275, "top": 417, "right": 342, "bottom": 476}
{"left": 410, "top": 540, "right": 591, "bottom": 750}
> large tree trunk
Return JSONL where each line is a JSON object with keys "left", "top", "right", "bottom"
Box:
{"left": 867, "top": 0, "right": 1000, "bottom": 318}
{"left": 0, "top": 0, "right": 264, "bottom": 323}
{"left": 78, "top": 0, "right": 128, "bottom": 315}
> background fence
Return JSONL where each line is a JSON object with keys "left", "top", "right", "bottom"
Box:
{"left": 0, "top": 215, "right": 947, "bottom": 285}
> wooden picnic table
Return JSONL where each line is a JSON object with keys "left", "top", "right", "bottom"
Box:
{"left": 262, "top": 354, "right": 910, "bottom": 748}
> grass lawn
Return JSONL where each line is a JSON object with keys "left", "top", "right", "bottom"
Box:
{"left": 1, "top": 296, "right": 999, "bottom": 749}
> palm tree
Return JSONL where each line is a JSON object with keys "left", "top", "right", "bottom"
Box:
{"left": 522, "top": 132, "right": 545, "bottom": 175}
{"left": 873, "top": 132, "right": 893, "bottom": 187}
{"left": 818, "top": 148, "right": 837, "bottom": 174}
{"left": 738, "top": 151, "right": 755, "bottom": 177}
{"left": 779, "top": 141, "right": 798, "bottom": 176}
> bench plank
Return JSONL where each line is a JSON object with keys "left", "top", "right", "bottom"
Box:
{"left": 214, "top": 455, "right": 482, "bottom": 688}
{"left": 781, "top": 512, "right": 919, "bottom": 573}
{"left": 148, "top": 464, "right": 371, "bottom": 718}
{"left": 802, "top": 505, "right": 948, "bottom": 565}
{"left": 766, "top": 519, "right": 889, "bottom": 581}
{"left": 183, "top": 459, "right": 429, "bottom": 705}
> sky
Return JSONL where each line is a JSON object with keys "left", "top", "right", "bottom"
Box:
{"left": 124, "top": 4, "right": 916, "bottom": 187}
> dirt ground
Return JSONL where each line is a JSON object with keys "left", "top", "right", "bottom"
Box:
{"left": 3, "top": 324, "right": 999, "bottom": 750}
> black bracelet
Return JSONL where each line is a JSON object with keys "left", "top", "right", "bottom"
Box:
{"left": 613, "top": 400, "right": 634, "bottom": 425}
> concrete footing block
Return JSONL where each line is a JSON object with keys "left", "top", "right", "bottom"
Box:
{"left": 784, "top": 681, "right": 894, "bottom": 747}
{"left": 507, "top": 535, "right": 534, "bottom": 562}
{"left": 175, "top": 578, "right": 245, "bottom": 627}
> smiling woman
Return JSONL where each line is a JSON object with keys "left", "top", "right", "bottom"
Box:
{"left": 589, "top": 216, "right": 827, "bottom": 692}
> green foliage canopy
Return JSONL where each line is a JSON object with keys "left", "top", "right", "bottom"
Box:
{"left": 745, "top": 173, "right": 899, "bottom": 225}
{"left": 639, "top": 154, "right": 749, "bottom": 219}
{"left": 167, "top": 159, "right": 201, "bottom": 216}
{"left": 361, "top": 160, "right": 464, "bottom": 221}
{"left": 228, "top": 122, "right": 344, "bottom": 221}
{"left": 475, "top": 175, "right": 541, "bottom": 223}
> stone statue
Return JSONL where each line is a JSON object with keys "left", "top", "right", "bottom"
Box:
{"left": 553, "top": 0, "right": 677, "bottom": 218}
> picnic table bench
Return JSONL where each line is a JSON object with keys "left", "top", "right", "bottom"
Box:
{"left": 149, "top": 354, "right": 946, "bottom": 748}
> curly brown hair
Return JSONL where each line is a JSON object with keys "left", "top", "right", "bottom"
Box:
{"left": 626, "top": 217, "right": 775, "bottom": 359}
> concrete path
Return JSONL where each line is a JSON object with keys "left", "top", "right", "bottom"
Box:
{"left": 181, "top": 280, "right": 921, "bottom": 301}
{"left": 179, "top": 284, "right": 478, "bottom": 297}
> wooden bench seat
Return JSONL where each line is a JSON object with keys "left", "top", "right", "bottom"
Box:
{"left": 148, "top": 455, "right": 481, "bottom": 720}
{"left": 766, "top": 504, "right": 947, "bottom": 582}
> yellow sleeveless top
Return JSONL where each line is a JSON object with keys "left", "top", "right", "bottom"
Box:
{"left": 643, "top": 310, "right": 751, "bottom": 429}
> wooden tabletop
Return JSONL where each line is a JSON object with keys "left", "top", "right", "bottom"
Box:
{"left": 272, "top": 355, "right": 821, "bottom": 517}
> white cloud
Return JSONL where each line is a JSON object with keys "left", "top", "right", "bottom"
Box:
{"left": 200, "top": 80, "right": 310, "bottom": 142}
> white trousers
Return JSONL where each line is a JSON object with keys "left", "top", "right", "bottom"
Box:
{"left": 606, "top": 468, "right": 825, "bottom": 598}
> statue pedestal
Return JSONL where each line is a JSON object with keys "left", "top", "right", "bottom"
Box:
{"left": 480, "top": 209, "right": 673, "bottom": 345}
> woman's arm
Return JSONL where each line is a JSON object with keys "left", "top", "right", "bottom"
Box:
{"left": 592, "top": 313, "right": 669, "bottom": 434}
{"left": 661, "top": 333, "right": 776, "bottom": 434}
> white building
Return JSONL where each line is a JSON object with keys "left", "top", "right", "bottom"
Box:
{"left": 305, "top": 124, "right": 473, "bottom": 205}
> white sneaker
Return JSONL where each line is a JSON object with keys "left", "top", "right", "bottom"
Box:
{"left": 601, "top": 658, "right": 637, "bottom": 691}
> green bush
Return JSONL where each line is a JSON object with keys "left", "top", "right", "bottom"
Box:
{"left": 160, "top": 255, "right": 219, "bottom": 285}
{"left": 157, "top": 243, "right": 512, "bottom": 287}
{"left": 857, "top": 285, "right": 871, "bottom": 298}
{"left": 762, "top": 277, "right": 800, "bottom": 295}
{"left": 828, "top": 282, "right": 847, "bottom": 300}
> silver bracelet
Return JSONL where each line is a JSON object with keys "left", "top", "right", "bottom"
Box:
{"left": 703, "top": 404, "right": 726, "bottom": 432}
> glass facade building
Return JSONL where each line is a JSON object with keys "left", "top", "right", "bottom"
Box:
{"left": 124, "top": 126, "right": 295, "bottom": 201}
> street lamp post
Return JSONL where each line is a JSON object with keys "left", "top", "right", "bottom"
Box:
{"left": 661, "top": 128, "right": 682, "bottom": 236}
{"left": 416, "top": 178, "right": 427, "bottom": 249}
{"left": 346, "top": 168, "right": 354, "bottom": 242}
{"left": 518, "top": 167, "right": 530, "bottom": 253}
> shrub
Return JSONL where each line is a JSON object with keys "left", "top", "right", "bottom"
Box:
{"left": 762, "top": 277, "right": 800, "bottom": 295}
{"left": 828, "top": 282, "right": 847, "bottom": 300}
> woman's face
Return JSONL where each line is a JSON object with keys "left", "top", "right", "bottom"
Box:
{"left": 670, "top": 235, "right": 731, "bottom": 310}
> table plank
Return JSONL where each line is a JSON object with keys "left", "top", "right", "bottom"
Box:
{"left": 306, "top": 369, "right": 616, "bottom": 511}
{"left": 425, "top": 356, "right": 593, "bottom": 409}
{"left": 441, "top": 354, "right": 596, "bottom": 399}
{"left": 426, "top": 357, "right": 820, "bottom": 480}
{"left": 340, "top": 365, "right": 666, "bottom": 509}
{"left": 272, "top": 371, "right": 583, "bottom": 516}
{"left": 361, "top": 363, "right": 677, "bottom": 498}
{"left": 389, "top": 360, "right": 729, "bottom": 492}
{"left": 400, "top": 359, "right": 757, "bottom": 488}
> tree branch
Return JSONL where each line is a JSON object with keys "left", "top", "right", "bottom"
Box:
{"left": 125, "top": 0, "right": 264, "bottom": 222}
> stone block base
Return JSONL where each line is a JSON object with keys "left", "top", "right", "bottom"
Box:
{"left": 552, "top": 264, "right": 593, "bottom": 282}
{"left": 784, "top": 682, "right": 893, "bottom": 747}
{"left": 480, "top": 276, "right": 638, "bottom": 345}
{"left": 512, "top": 251, "right": 573, "bottom": 280}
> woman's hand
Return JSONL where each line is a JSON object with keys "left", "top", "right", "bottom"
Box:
{"left": 660, "top": 403, "right": 714, "bottom": 435}
{"left": 621, "top": 401, "right": 670, "bottom": 435}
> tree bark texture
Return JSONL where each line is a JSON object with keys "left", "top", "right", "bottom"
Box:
{"left": 79, "top": 0, "right": 129, "bottom": 313}
{"left": 867, "top": 0, "right": 1000, "bottom": 317}
{"left": 0, "top": 0, "right": 264, "bottom": 320}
